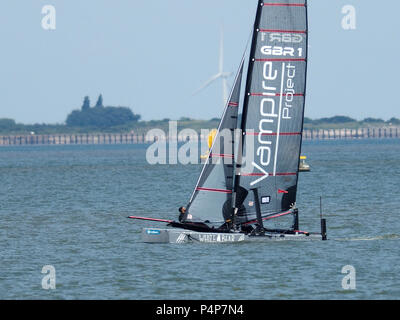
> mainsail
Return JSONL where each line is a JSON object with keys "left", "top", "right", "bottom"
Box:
{"left": 234, "top": 0, "right": 308, "bottom": 225}
{"left": 185, "top": 59, "right": 245, "bottom": 225}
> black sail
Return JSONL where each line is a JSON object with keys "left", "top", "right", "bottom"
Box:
{"left": 235, "top": 0, "right": 308, "bottom": 225}
{"left": 185, "top": 59, "right": 245, "bottom": 225}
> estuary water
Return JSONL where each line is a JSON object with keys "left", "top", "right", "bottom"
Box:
{"left": 0, "top": 139, "right": 399, "bottom": 299}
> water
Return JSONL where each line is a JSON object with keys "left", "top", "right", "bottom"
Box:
{"left": 0, "top": 139, "right": 399, "bottom": 299}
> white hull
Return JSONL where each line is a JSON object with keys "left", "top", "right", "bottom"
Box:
{"left": 142, "top": 228, "right": 323, "bottom": 244}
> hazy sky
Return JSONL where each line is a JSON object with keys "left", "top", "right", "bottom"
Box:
{"left": 0, "top": 0, "right": 398, "bottom": 123}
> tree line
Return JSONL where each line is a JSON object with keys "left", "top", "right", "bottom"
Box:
{"left": 1, "top": 102, "right": 399, "bottom": 135}
{"left": 0, "top": 95, "right": 141, "bottom": 134}
{"left": 66, "top": 95, "right": 141, "bottom": 128}
{"left": 304, "top": 115, "right": 400, "bottom": 125}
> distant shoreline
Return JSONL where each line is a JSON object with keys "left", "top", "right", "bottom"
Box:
{"left": 1, "top": 117, "right": 399, "bottom": 136}
{"left": 0, "top": 127, "right": 399, "bottom": 146}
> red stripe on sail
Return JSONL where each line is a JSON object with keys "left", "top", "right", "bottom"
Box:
{"left": 263, "top": 3, "right": 305, "bottom": 7}
{"left": 255, "top": 58, "right": 306, "bottom": 62}
{"left": 243, "top": 210, "right": 293, "bottom": 225}
{"left": 259, "top": 29, "right": 306, "bottom": 34}
{"left": 196, "top": 187, "right": 232, "bottom": 194}
{"left": 245, "top": 132, "right": 302, "bottom": 136}
{"left": 250, "top": 93, "right": 304, "bottom": 97}
{"left": 228, "top": 102, "right": 239, "bottom": 107}
{"left": 278, "top": 189, "right": 289, "bottom": 194}
{"left": 241, "top": 172, "right": 297, "bottom": 177}
{"left": 210, "top": 153, "right": 234, "bottom": 158}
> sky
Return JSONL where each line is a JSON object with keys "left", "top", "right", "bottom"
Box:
{"left": 0, "top": 0, "right": 398, "bottom": 124}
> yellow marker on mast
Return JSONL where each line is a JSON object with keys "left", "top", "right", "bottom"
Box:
{"left": 201, "top": 129, "right": 218, "bottom": 160}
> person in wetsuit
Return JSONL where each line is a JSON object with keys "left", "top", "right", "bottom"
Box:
{"left": 178, "top": 207, "right": 186, "bottom": 222}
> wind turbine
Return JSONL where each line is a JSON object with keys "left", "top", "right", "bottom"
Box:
{"left": 193, "top": 27, "right": 233, "bottom": 108}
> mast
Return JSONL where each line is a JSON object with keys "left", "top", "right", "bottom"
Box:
{"left": 240, "top": 1, "right": 264, "bottom": 135}
{"left": 233, "top": 1, "right": 264, "bottom": 215}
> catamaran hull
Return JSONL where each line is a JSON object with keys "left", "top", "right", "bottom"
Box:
{"left": 142, "top": 228, "right": 323, "bottom": 244}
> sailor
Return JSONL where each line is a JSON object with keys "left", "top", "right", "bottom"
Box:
{"left": 178, "top": 207, "right": 186, "bottom": 222}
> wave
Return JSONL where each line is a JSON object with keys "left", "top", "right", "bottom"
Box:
{"left": 335, "top": 234, "right": 400, "bottom": 241}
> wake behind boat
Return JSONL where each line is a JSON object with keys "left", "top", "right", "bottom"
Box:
{"left": 129, "top": 0, "right": 328, "bottom": 243}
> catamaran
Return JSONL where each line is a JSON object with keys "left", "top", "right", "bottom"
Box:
{"left": 129, "top": 0, "right": 327, "bottom": 243}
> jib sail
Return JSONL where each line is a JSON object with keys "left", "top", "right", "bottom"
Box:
{"left": 234, "top": 0, "right": 308, "bottom": 225}
{"left": 185, "top": 59, "right": 245, "bottom": 225}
